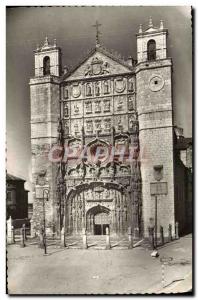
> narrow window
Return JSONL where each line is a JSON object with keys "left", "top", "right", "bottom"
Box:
{"left": 147, "top": 40, "right": 156, "bottom": 61}
{"left": 43, "top": 56, "right": 50, "bottom": 75}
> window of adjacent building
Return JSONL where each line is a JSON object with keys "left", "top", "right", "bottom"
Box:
{"left": 147, "top": 40, "right": 156, "bottom": 61}
{"left": 43, "top": 56, "right": 50, "bottom": 75}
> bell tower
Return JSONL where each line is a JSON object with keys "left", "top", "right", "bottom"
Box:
{"left": 135, "top": 18, "right": 175, "bottom": 237}
{"left": 34, "top": 37, "right": 62, "bottom": 77}
{"left": 30, "top": 37, "right": 62, "bottom": 236}
{"left": 137, "top": 17, "right": 168, "bottom": 63}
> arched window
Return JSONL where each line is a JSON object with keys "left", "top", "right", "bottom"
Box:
{"left": 43, "top": 56, "right": 50, "bottom": 75}
{"left": 147, "top": 40, "right": 156, "bottom": 61}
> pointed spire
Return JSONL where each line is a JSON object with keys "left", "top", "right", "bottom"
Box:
{"left": 139, "top": 24, "right": 143, "bottom": 34}
{"left": 53, "top": 38, "right": 57, "bottom": 47}
{"left": 36, "top": 43, "right": 40, "bottom": 51}
{"left": 44, "top": 36, "right": 49, "bottom": 47}
{"left": 148, "top": 16, "right": 153, "bottom": 28}
{"left": 160, "top": 20, "right": 164, "bottom": 29}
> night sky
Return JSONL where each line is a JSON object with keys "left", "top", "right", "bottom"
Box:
{"left": 6, "top": 6, "right": 192, "bottom": 196}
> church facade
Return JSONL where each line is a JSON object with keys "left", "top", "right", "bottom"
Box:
{"left": 30, "top": 19, "right": 180, "bottom": 239}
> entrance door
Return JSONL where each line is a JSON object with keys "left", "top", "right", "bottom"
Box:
{"left": 94, "top": 212, "right": 110, "bottom": 235}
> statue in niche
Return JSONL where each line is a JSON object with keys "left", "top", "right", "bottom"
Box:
{"left": 129, "top": 114, "right": 137, "bottom": 127}
{"left": 109, "top": 164, "right": 114, "bottom": 177}
{"left": 86, "top": 83, "right": 92, "bottom": 96}
{"left": 128, "top": 79, "right": 134, "bottom": 92}
{"left": 84, "top": 64, "right": 92, "bottom": 76}
{"left": 104, "top": 80, "right": 109, "bottom": 94}
{"left": 104, "top": 189, "right": 110, "bottom": 198}
{"left": 64, "top": 121, "right": 69, "bottom": 135}
{"left": 63, "top": 103, "right": 69, "bottom": 117}
{"left": 86, "top": 121, "right": 93, "bottom": 133}
{"left": 104, "top": 119, "right": 111, "bottom": 131}
{"left": 103, "top": 62, "right": 110, "bottom": 74}
{"left": 64, "top": 87, "right": 68, "bottom": 99}
{"left": 85, "top": 101, "right": 92, "bottom": 113}
{"left": 74, "top": 123, "right": 79, "bottom": 134}
{"left": 104, "top": 100, "right": 110, "bottom": 112}
{"left": 100, "top": 168, "right": 106, "bottom": 177}
{"left": 74, "top": 104, "right": 79, "bottom": 114}
{"left": 95, "top": 101, "right": 101, "bottom": 113}
{"left": 117, "top": 97, "right": 123, "bottom": 111}
{"left": 132, "top": 122, "right": 139, "bottom": 133}
{"left": 95, "top": 82, "right": 100, "bottom": 96}
{"left": 117, "top": 117, "right": 123, "bottom": 131}
{"left": 128, "top": 96, "right": 135, "bottom": 111}
{"left": 78, "top": 166, "right": 84, "bottom": 177}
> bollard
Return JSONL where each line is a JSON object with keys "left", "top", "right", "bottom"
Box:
{"left": 134, "top": 227, "right": 140, "bottom": 239}
{"left": 7, "top": 216, "right": 14, "bottom": 244}
{"left": 82, "top": 228, "right": 87, "bottom": 249}
{"left": 168, "top": 224, "right": 172, "bottom": 242}
{"left": 175, "top": 222, "right": 179, "bottom": 240}
{"left": 11, "top": 226, "right": 15, "bottom": 244}
{"left": 160, "top": 226, "right": 164, "bottom": 245}
{"left": 148, "top": 227, "right": 155, "bottom": 249}
{"left": 20, "top": 227, "right": 25, "bottom": 248}
{"left": 38, "top": 228, "right": 44, "bottom": 249}
{"left": 128, "top": 227, "right": 133, "bottom": 249}
{"left": 105, "top": 227, "right": 111, "bottom": 250}
{"left": 43, "top": 231, "right": 47, "bottom": 254}
{"left": 22, "top": 224, "right": 27, "bottom": 240}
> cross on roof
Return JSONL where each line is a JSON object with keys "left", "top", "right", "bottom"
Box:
{"left": 92, "top": 21, "right": 102, "bottom": 46}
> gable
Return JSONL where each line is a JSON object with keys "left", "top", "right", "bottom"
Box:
{"left": 63, "top": 48, "right": 132, "bottom": 82}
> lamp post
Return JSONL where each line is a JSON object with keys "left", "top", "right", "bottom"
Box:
{"left": 57, "top": 177, "right": 66, "bottom": 237}
{"left": 42, "top": 188, "right": 49, "bottom": 255}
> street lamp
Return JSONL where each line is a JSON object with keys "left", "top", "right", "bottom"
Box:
{"left": 42, "top": 188, "right": 49, "bottom": 255}
{"left": 57, "top": 177, "right": 66, "bottom": 236}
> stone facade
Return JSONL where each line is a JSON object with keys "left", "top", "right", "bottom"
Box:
{"left": 30, "top": 19, "right": 187, "bottom": 238}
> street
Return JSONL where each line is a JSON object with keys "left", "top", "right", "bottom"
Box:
{"left": 7, "top": 234, "right": 192, "bottom": 294}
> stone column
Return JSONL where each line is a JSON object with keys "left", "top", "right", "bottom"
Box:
{"left": 82, "top": 228, "right": 87, "bottom": 249}
{"left": 7, "top": 216, "right": 15, "bottom": 244}
{"left": 20, "top": 227, "right": 26, "bottom": 248}
{"left": 168, "top": 224, "right": 172, "bottom": 242}
{"left": 105, "top": 227, "right": 111, "bottom": 250}
{"left": 175, "top": 222, "right": 179, "bottom": 240}
{"left": 160, "top": 226, "right": 164, "bottom": 245}
{"left": 128, "top": 226, "right": 133, "bottom": 249}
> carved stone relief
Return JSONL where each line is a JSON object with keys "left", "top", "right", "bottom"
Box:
{"left": 84, "top": 57, "right": 110, "bottom": 77}
{"left": 128, "top": 96, "right": 135, "bottom": 111}
{"left": 103, "top": 99, "right": 111, "bottom": 112}
{"left": 86, "top": 83, "right": 92, "bottom": 96}
{"left": 85, "top": 101, "right": 92, "bottom": 114}
{"left": 114, "top": 77, "right": 126, "bottom": 93}
{"left": 72, "top": 83, "right": 81, "bottom": 98}
{"left": 104, "top": 80, "right": 110, "bottom": 94}
{"left": 128, "top": 78, "right": 135, "bottom": 92}
{"left": 95, "top": 82, "right": 100, "bottom": 96}
{"left": 95, "top": 101, "right": 101, "bottom": 113}
{"left": 63, "top": 102, "right": 69, "bottom": 118}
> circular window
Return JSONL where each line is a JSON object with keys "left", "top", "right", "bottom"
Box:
{"left": 149, "top": 75, "right": 164, "bottom": 92}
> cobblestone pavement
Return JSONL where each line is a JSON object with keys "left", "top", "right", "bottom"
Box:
{"left": 7, "top": 234, "right": 192, "bottom": 295}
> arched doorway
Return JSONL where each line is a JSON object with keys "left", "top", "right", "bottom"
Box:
{"left": 86, "top": 205, "right": 110, "bottom": 235}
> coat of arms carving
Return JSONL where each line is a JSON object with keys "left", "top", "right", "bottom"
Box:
{"left": 115, "top": 77, "right": 126, "bottom": 93}
{"left": 85, "top": 57, "right": 110, "bottom": 76}
{"left": 72, "top": 83, "right": 81, "bottom": 98}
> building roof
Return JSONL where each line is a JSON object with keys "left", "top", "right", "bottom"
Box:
{"left": 6, "top": 173, "right": 26, "bottom": 182}
{"left": 176, "top": 137, "right": 192, "bottom": 150}
{"left": 61, "top": 44, "right": 133, "bottom": 82}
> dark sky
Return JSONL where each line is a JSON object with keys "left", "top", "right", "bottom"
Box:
{"left": 6, "top": 6, "right": 192, "bottom": 192}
